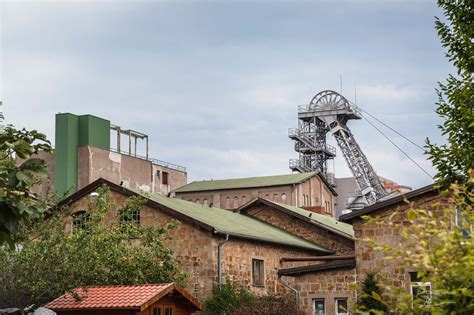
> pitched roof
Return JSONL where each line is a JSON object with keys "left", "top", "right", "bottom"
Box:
{"left": 136, "top": 188, "right": 331, "bottom": 253}
{"left": 173, "top": 172, "right": 318, "bottom": 193}
{"left": 239, "top": 198, "right": 354, "bottom": 239}
{"left": 44, "top": 283, "right": 204, "bottom": 311}
{"left": 340, "top": 184, "right": 437, "bottom": 223}
{"left": 278, "top": 259, "right": 356, "bottom": 276}
{"left": 59, "top": 178, "right": 332, "bottom": 254}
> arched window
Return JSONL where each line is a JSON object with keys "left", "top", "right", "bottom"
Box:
{"left": 196, "top": 199, "right": 201, "bottom": 204}
{"left": 273, "top": 193, "right": 279, "bottom": 202}
{"left": 265, "top": 194, "right": 270, "bottom": 200}
{"left": 233, "top": 196, "right": 239, "bottom": 208}
{"left": 241, "top": 196, "right": 247, "bottom": 205}
{"left": 281, "top": 193, "right": 287, "bottom": 202}
{"left": 72, "top": 211, "right": 91, "bottom": 232}
{"left": 225, "top": 197, "right": 231, "bottom": 209}
{"left": 203, "top": 199, "right": 208, "bottom": 206}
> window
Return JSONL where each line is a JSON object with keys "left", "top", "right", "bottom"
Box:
{"left": 119, "top": 208, "right": 140, "bottom": 226}
{"left": 225, "top": 197, "right": 231, "bottom": 209}
{"left": 164, "top": 307, "right": 173, "bottom": 315}
{"left": 162, "top": 171, "right": 169, "bottom": 185}
{"left": 156, "top": 170, "right": 161, "bottom": 177}
{"left": 72, "top": 211, "right": 90, "bottom": 232}
{"left": 410, "top": 272, "right": 431, "bottom": 306}
{"left": 335, "top": 298, "right": 348, "bottom": 315}
{"left": 252, "top": 259, "right": 264, "bottom": 286}
{"left": 313, "top": 299, "right": 325, "bottom": 315}
{"left": 281, "top": 193, "right": 287, "bottom": 202}
{"left": 233, "top": 196, "right": 239, "bottom": 208}
{"left": 151, "top": 307, "right": 161, "bottom": 315}
{"left": 455, "top": 207, "right": 471, "bottom": 238}
{"left": 241, "top": 195, "right": 247, "bottom": 205}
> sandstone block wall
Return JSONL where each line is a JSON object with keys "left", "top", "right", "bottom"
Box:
{"left": 245, "top": 205, "right": 354, "bottom": 255}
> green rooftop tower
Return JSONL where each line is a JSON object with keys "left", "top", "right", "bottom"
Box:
{"left": 54, "top": 113, "right": 110, "bottom": 196}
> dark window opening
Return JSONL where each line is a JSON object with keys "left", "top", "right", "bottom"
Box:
{"left": 252, "top": 259, "right": 264, "bottom": 286}
{"left": 119, "top": 208, "right": 140, "bottom": 226}
{"left": 164, "top": 307, "right": 173, "bottom": 315}
{"left": 72, "top": 211, "right": 90, "bottom": 233}
{"left": 335, "top": 298, "right": 348, "bottom": 315}
{"left": 162, "top": 172, "right": 169, "bottom": 185}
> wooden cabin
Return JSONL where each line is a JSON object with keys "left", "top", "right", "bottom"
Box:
{"left": 44, "top": 283, "right": 204, "bottom": 315}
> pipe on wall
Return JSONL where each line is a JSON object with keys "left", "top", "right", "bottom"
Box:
{"left": 217, "top": 233, "right": 230, "bottom": 289}
{"left": 278, "top": 275, "right": 299, "bottom": 313}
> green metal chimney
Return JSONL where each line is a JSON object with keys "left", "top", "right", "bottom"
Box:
{"left": 54, "top": 113, "right": 110, "bottom": 196}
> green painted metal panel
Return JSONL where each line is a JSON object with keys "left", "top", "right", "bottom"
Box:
{"left": 55, "top": 113, "right": 111, "bottom": 196}
{"left": 55, "top": 113, "right": 79, "bottom": 196}
{"left": 78, "top": 115, "right": 110, "bottom": 150}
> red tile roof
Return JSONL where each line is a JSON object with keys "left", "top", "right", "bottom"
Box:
{"left": 45, "top": 284, "right": 174, "bottom": 310}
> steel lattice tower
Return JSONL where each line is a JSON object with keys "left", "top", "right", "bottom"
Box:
{"left": 289, "top": 90, "right": 387, "bottom": 206}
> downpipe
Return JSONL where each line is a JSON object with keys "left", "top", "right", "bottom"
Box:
{"left": 217, "top": 233, "right": 230, "bottom": 289}
{"left": 278, "top": 275, "right": 299, "bottom": 314}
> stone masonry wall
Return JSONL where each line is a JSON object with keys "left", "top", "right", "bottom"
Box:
{"left": 353, "top": 192, "right": 450, "bottom": 296}
{"left": 246, "top": 205, "right": 354, "bottom": 255}
{"left": 66, "top": 190, "right": 319, "bottom": 300}
{"left": 286, "top": 267, "right": 356, "bottom": 315}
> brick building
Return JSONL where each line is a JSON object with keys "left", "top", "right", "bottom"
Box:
{"left": 239, "top": 197, "right": 354, "bottom": 255}
{"left": 340, "top": 184, "right": 445, "bottom": 311}
{"left": 60, "top": 178, "right": 334, "bottom": 301}
{"left": 174, "top": 172, "right": 337, "bottom": 217}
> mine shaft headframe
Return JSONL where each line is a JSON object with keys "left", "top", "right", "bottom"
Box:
{"left": 309, "top": 90, "right": 352, "bottom": 111}
{"left": 290, "top": 89, "right": 387, "bottom": 206}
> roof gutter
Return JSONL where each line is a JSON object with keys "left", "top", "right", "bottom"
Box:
{"left": 278, "top": 275, "right": 299, "bottom": 313}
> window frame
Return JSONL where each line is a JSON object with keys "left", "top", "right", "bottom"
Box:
{"left": 252, "top": 258, "right": 265, "bottom": 287}
{"left": 409, "top": 272, "right": 432, "bottom": 306}
{"left": 313, "top": 298, "right": 326, "bottom": 315}
{"left": 335, "top": 298, "right": 349, "bottom": 315}
{"left": 72, "top": 211, "right": 91, "bottom": 233}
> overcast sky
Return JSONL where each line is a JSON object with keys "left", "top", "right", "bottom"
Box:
{"left": 1, "top": 0, "right": 452, "bottom": 188}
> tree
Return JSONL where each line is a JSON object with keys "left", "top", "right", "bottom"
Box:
{"left": 355, "top": 272, "right": 388, "bottom": 314}
{"left": 0, "top": 122, "right": 53, "bottom": 247}
{"left": 426, "top": 0, "right": 474, "bottom": 190}
{"left": 0, "top": 186, "right": 187, "bottom": 308}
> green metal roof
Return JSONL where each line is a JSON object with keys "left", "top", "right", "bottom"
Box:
{"left": 135, "top": 189, "right": 330, "bottom": 253}
{"left": 271, "top": 201, "right": 354, "bottom": 237}
{"left": 174, "top": 172, "right": 318, "bottom": 193}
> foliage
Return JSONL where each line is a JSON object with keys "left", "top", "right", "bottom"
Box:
{"left": 355, "top": 272, "right": 388, "bottom": 314}
{"left": 426, "top": 0, "right": 474, "bottom": 190}
{"left": 203, "top": 281, "right": 254, "bottom": 315}
{"left": 363, "top": 173, "right": 473, "bottom": 314}
{"left": 233, "top": 294, "right": 296, "bottom": 315}
{"left": 0, "top": 186, "right": 187, "bottom": 308}
{"left": 0, "top": 125, "right": 53, "bottom": 247}
{"left": 203, "top": 280, "right": 295, "bottom": 315}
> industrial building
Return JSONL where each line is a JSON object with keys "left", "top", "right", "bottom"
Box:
{"left": 23, "top": 113, "right": 187, "bottom": 197}
{"left": 174, "top": 172, "right": 338, "bottom": 217}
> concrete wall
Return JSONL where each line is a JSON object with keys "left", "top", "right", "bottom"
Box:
{"left": 16, "top": 151, "right": 56, "bottom": 196}
{"left": 77, "top": 146, "right": 186, "bottom": 194}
